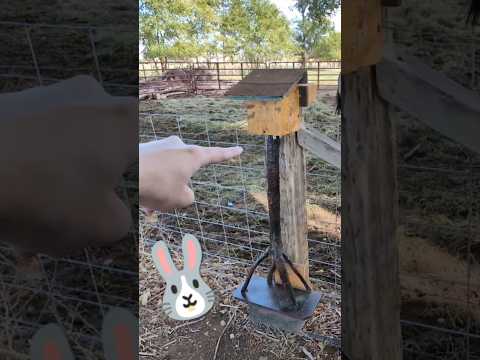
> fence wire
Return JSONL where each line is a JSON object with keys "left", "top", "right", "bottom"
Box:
{"left": 139, "top": 60, "right": 341, "bottom": 99}
{"left": 139, "top": 81, "right": 342, "bottom": 345}
{"left": 384, "top": 1, "right": 480, "bottom": 359}
{"left": 0, "top": 21, "right": 137, "bottom": 359}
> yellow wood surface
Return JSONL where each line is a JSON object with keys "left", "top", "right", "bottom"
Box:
{"left": 307, "top": 84, "right": 318, "bottom": 106}
{"left": 342, "top": 0, "right": 384, "bottom": 74}
{"left": 246, "top": 87, "right": 301, "bottom": 136}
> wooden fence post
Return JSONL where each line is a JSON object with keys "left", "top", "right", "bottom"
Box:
{"left": 153, "top": 60, "right": 159, "bottom": 77}
{"left": 341, "top": 66, "right": 402, "bottom": 360}
{"left": 228, "top": 70, "right": 312, "bottom": 289}
{"left": 241, "top": 62, "right": 244, "bottom": 80}
{"left": 277, "top": 132, "right": 310, "bottom": 288}
{"left": 317, "top": 61, "right": 321, "bottom": 89}
{"left": 142, "top": 63, "right": 147, "bottom": 81}
{"left": 216, "top": 62, "right": 221, "bottom": 90}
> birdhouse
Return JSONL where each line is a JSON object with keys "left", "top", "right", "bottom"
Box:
{"left": 225, "top": 69, "right": 317, "bottom": 136}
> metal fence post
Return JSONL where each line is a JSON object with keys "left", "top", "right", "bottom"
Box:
{"left": 317, "top": 61, "right": 321, "bottom": 89}
{"left": 153, "top": 60, "right": 159, "bottom": 78}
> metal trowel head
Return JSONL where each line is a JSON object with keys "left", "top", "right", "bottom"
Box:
{"left": 233, "top": 275, "right": 321, "bottom": 333}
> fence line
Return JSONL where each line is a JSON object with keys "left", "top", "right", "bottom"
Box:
{"left": 139, "top": 59, "right": 341, "bottom": 90}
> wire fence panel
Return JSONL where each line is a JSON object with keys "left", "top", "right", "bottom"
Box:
{"left": 0, "top": 21, "right": 137, "bottom": 359}
{"left": 139, "top": 91, "right": 342, "bottom": 346}
{"left": 139, "top": 60, "right": 341, "bottom": 96}
{"left": 385, "top": 1, "right": 480, "bottom": 359}
{"left": 0, "top": 22, "right": 138, "bottom": 96}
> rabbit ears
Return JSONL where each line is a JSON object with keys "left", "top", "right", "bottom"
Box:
{"left": 30, "top": 323, "right": 75, "bottom": 360}
{"left": 30, "top": 307, "right": 138, "bottom": 360}
{"left": 152, "top": 234, "right": 203, "bottom": 278}
{"left": 182, "top": 234, "right": 203, "bottom": 273}
{"left": 101, "top": 307, "right": 139, "bottom": 360}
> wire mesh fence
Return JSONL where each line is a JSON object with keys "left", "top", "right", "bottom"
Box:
{"left": 0, "top": 21, "right": 137, "bottom": 95}
{"left": 139, "top": 88, "right": 342, "bottom": 344}
{"left": 384, "top": 1, "right": 480, "bottom": 358}
{"left": 0, "top": 21, "right": 138, "bottom": 359}
{"left": 139, "top": 60, "right": 341, "bottom": 98}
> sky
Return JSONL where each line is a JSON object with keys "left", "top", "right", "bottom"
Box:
{"left": 271, "top": 0, "right": 341, "bottom": 32}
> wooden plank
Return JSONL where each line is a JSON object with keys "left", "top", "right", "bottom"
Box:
{"left": 342, "top": 0, "right": 384, "bottom": 74}
{"left": 342, "top": 67, "right": 402, "bottom": 359}
{"left": 246, "top": 87, "right": 301, "bottom": 136}
{"left": 307, "top": 84, "right": 318, "bottom": 106}
{"left": 377, "top": 54, "right": 480, "bottom": 155}
{"left": 299, "top": 84, "right": 318, "bottom": 107}
{"left": 225, "top": 69, "right": 306, "bottom": 98}
{"left": 297, "top": 127, "right": 341, "bottom": 169}
{"left": 274, "top": 133, "right": 310, "bottom": 290}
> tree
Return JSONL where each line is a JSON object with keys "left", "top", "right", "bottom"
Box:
{"left": 296, "top": 0, "right": 340, "bottom": 24}
{"left": 139, "top": 0, "right": 220, "bottom": 63}
{"left": 311, "top": 29, "right": 340, "bottom": 60}
{"left": 139, "top": 0, "right": 297, "bottom": 63}
{"left": 219, "top": 0, "right": 297, "bottom": 62}
{"left": 294, "top": 0, "right": 340, "bottom": 62}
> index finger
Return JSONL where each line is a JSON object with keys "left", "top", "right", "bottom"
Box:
{"left": 197, "top": 146, "right": 243, "bottom": 167}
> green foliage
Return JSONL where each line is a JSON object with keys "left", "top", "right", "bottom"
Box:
{"left": 140, "top": 0, "right": 297, "bottom": 62}
{"left": 140, "top": 0, "right": 221, "bottom": 60}
{"left": 295, "top": 0, "right": 340, "bottom": 23}
{"left": 311, "top": 30, "right": 340, "bottom": 60}
{"left": 219, "top": 0, "right": 297, "bottom": 62}
{"left": 294, "top": 0, "right": 340, "bottom": 61}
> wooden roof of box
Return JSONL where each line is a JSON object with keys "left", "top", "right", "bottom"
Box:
{"left": 225, "top": 69, "right": 307, "bottom": 99}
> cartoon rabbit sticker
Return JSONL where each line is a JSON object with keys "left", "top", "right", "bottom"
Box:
{"left": 152, "top": 234, "right": 214, "bottom": 320}
{"left": 30, "top": 307, "right": 138, "bottom": 360}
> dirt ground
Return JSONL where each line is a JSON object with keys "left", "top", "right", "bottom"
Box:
{"left": 139, "top": 237, "right": 340, "bottom": 360}
{"left": 389, "top": 1, "right": 480, "bottom": 357}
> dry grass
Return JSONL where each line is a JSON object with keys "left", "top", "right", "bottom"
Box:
{"left": 399, "top": 228, "right": 480, "bottom": 323}
{"left": 250, "top": 192, "right": 340, "bottom": 241}
{"left": 139, "top": 223, "right": 340, "bottom": 360}
{"left": 388, "top": 0, "right": 480, "bottom": 357}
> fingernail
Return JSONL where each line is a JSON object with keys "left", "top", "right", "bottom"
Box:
{"left": 231, "top": 146, "right": 243, "bottom": 155}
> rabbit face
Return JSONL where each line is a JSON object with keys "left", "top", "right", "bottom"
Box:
{"left": 174, "top": 275, "right": 206, "bottom": 318}
{"left": 152, "top": 234, "right": 214, "bottom": 321}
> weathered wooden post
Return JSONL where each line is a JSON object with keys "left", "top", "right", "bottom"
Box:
{"left": 141, "top": 62, "right": 147, "bottom": 81}
{"left": 228, "top": 70, "right": 314, "bottom": 287}
{"left": 216, "top": 62, "right": 221, "bottom": 90}
{"left": 227, "top": 69, "right": 321, "bottom": 332}
{"left": 341, "top": 0, "right": 402, "bottom": 359}
{"left": 317, "top": 61, "right": 321, "bottom": 89}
